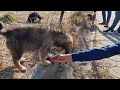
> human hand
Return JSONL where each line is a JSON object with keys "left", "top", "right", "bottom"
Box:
{"left": 48, "top": 54, "right": 72, "bottom": 63}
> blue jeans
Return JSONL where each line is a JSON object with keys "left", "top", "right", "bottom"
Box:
{"left": 109, "top": 11, "right": 120, "bottom": 31}
{"left": 102, "top": 11, "right": 112, "bottom": 22}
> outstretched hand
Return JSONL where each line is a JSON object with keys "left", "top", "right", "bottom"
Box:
{"left": 48, "top": 54, "right": 72, "bottom": 63}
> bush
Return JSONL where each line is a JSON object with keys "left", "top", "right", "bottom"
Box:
{"left": 0, "top": 13, "right": 14, "bottom": 24}
{"left": 70, "top": 11, "right": 84, "bottom": 25}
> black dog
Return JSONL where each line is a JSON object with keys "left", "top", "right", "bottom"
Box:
{"left": 27, "top": 12, "right": 42, "bottom": 23}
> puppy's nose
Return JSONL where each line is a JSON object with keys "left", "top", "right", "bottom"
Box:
{"left": 46, "top": 57, "right": 50, "bottom": 60}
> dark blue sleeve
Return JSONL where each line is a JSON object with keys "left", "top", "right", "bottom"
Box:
{"left": 72, "top": 41, "right": 120, "bottom": 62}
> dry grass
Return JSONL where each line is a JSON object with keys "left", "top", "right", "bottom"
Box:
{"left": 52, "top": 11, "right": 111, "bottom": 79}
{"left": 0, "top": 11, "right": 80, "bottom": 79}
{"left": 0, "top": 11, "right": 110, "bottom": 79}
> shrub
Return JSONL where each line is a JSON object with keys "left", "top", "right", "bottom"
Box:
{"left": 0, "top": 13, "right": 14, "bottom": 24}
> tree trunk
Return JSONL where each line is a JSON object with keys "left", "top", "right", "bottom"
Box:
{"left": 59, "top": 11, "right": 64, "bottom": 24}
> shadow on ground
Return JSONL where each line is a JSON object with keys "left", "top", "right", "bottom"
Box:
{"left": 0, "top": 66, "right": 19, "bottom": 79}
{"left": 94, "top": 25, "right": 119, "bottom": 43}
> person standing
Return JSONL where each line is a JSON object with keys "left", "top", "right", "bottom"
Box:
{"left": 99, "top": 11, "right": 112, "bottom": 27}
{"left": 103, "top": 11, "right": 120, "bottom": 33}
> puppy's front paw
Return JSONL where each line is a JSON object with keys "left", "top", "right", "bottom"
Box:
{"left": 19, "top": 66, "right": 27, "bottom": 73}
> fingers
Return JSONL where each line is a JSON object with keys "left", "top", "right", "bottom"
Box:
{"left": 48, "top": 55, "right": 60, "bottom": 60}
{"left": 48, "top": 54, "right": 69, "bottom": 63}
{"left": 50, "top": 58, "right": 65, "bottom": 63}
{"left": 48, "top": 55, "right": 63, "bottom": 63}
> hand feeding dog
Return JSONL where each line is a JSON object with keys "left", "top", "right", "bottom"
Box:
{"left": 0, "top": 23, "right": 73, "bottom": 73}
{"left": 46, "top": 46, "right": 65, "bottom": 61}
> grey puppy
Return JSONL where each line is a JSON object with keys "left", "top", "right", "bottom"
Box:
{"left": 0, "top": 23, "right": 73, "bottom": 72}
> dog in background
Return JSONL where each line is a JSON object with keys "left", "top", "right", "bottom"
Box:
{"left": 27, "top": 12, "right": 43, "bottom": 23}
{"left": 87, "top": 11, "right": 96, "bottom": 26}
{"left": 0, "top": 23, "right": 73, "bottom": 73}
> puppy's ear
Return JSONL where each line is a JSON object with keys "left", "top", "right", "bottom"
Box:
{"left": 0, "top": 22, "right": 3, "bottom": 30}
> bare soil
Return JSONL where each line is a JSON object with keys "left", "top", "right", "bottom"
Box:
{"left": 0, "top": 11, "right": 77, "bottom": 79}
{"left": 0, "top": 11, "right": 111, "bottom": 79}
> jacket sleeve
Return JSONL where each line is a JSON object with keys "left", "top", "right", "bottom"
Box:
{"left": 72, "top": 41, "right": 120, "bottom": 62}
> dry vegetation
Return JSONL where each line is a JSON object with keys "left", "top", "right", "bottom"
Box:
{"left": 0, "top": 11, "right": 110, "bottom": 79}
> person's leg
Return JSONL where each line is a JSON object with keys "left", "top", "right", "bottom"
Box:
{"left": 116, "top": 26, "right": 120, "bottom": 33}
{"left": 103, "top": 12, "right": 120, "bottom": 32}
{"left": 99, "top": 11, "right": 106, "bottom": 25}
{"left": 109, "top": 13, "right": 120, "bottom": 30}
{"left": 104, "top": 11, "right": 112, "bottom": 27}
{"left": 115, "top": 11, "right": 120, "bottom": 33}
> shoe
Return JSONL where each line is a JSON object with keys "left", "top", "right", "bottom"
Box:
{"left": 99, "top": 20, "right": 106, "bottom": 25}
{"left": 116, "top": 27, "right": 120, "bottom": 33}
{"left": 104, "top": 25, "right": 109, "bottom": 27}
{"left": 104, "top": 21, "right": 109, "bottom": 27}
{"left": 103, "top": 29, "right": 114, "bottom": 33}
{"left": 118, "top": 30, "right": 120, "bottom": 33}
{"left": 116, "top": 30, "right": 120, "bottom": 33}
{"left": 104, "top": 31, "right": 115, "bottom": 33}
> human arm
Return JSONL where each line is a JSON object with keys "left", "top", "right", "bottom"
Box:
{"left": 49, "top": 41, "right": 120, "bottom": 63}
{"left": 72, "top": 41, "right": 120, "bottom": 62}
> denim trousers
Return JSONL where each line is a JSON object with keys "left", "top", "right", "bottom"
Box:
{"left": 109, "top": 11, "right": 120, "bottom": 31}
{"left": 102, "top": 11, "right": 112, "bottom": 22}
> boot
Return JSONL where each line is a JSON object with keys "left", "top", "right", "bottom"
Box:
{"left": 99, "top": 20, "right": 106, "bottom": 25}
{"left": 116, "top": 26, "right": 120, "bottom": 33}
{"left": 104, "top": 21, "right": 109, "bottom": 27}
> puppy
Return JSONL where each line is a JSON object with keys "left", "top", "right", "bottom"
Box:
{"left": 0, "top": 23, "right": 73, "bottom": 72}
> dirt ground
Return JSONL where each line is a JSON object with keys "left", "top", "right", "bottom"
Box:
{"left": 0, "top": 11, "right": 80, "bottom": 79}
{"left": 52, "top": 11, "right": 113, "bottom": 79}
{"left": 0, "top": 11, "right": 62, "bottom": 79}
{"left": 0, "top": 11, "right": 112, "bottom": 79}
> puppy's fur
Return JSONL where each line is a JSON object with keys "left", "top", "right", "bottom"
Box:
{"left": 0, "top": 23, "right": 73, "bottom": 72}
